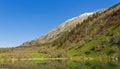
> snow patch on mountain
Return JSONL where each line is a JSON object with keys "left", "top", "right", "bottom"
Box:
{"left": 65, "top": 12, "right": 94, "bottom": 23}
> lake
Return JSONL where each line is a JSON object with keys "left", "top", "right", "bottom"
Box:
{"left": 0, "top": 59, "right": 120, "bottom": 69}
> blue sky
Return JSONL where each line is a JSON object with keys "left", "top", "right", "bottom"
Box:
{"left": 0, "top": 0, "right": 119, "bottom": 47}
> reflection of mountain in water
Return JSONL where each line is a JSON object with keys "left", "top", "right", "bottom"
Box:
{"left": 0, "top": 60, "right": 120, "bottom": 69}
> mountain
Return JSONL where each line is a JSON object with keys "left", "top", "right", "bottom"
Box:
{"left": 52, "top": 2, "right": 120, "bottom": 57}
{"left": 21, "top": 12, "right": 95, "bottom": 46}
{"left": 21, "top": 9, "right": 107, "bottom": 46}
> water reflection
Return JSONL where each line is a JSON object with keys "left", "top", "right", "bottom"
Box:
{"left": 0, "top": 59, "right": 120, "bottom": 69}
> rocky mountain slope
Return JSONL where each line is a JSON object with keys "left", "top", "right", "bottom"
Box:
{"left": 21, "top": 12, "right": 94, "bottom": 46}
{"left": 21, "top": 9, "right": 106, "bottom": 46}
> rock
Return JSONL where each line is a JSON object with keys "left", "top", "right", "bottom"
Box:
{"left": 115, "top": 56, "right": 120, "bottom": 61}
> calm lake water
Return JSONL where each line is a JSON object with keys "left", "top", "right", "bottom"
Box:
{"left": 0, "top": 59, "right": 120, "bottom": 69}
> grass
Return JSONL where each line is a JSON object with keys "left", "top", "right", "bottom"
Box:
{"left": 67, "top": 48, "right": 77, "bottom": 57}
{"left": 67, "top": 25, "right": 120, "bottom": 57}
{"left": 0, "top": 53, "right": 8, "bottom": 56}
{"left": 79, "top": 34, "right": 106, "bottom": 56}
{"left": 32, "top": 52, "right": 48, "bottom": 58}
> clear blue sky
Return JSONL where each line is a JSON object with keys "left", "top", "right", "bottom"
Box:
{"left": 0, "top": 0, "right": 119, "bottom": 48}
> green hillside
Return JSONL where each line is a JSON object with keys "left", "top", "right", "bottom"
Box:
{"left": 53, "top": 2, "right": 120, "bottom": 57}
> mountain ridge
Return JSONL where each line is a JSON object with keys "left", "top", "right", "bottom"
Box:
{"left": 21, "top": 9, "right": 106, "bottom": 46}
{"left": 21, "top": 12, "right": 94, "bottom": 46}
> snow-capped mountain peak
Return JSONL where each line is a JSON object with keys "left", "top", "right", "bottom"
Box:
{"left": 80, "top": 12, "right": 94, "bottom": 17}
{"left": 65, "top": 12, "right": 94, "bottom": 23}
